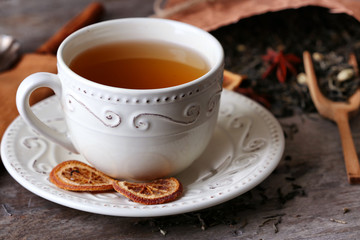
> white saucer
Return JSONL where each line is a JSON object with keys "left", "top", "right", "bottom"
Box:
{"left": 1, "top": 90, "right": 284, "bottom": 217}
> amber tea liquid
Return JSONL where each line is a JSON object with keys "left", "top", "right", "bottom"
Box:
{"left": 69, "top": 41, "right": 210, "bottom": 89}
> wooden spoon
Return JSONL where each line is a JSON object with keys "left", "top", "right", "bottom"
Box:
{"left": 0, "top": 2, "right": 104, "bottom": 139}
{"left": 303, "top": 51, "right": 360, "bottom": 184}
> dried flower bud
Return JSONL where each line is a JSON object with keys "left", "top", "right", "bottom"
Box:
{"left": 312, "top": 52, "right": 324, "bottom": 62}
{"left": 337, "top": 68, "right": 354, "bottom": 82}
{"left": 297, "top": 72, "right": 307, "bottom": 85}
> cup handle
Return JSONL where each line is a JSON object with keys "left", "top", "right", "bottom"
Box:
{"left": 16, "top": 72, "right": 78, "bottom": 153}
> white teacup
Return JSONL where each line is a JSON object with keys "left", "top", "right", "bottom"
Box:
{"left": 16, "top": 18, "right": 224, "bottom": 181}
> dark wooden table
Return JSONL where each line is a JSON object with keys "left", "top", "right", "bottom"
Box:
{"left": 2, "top": 1, "right": 360, "bottom": 239}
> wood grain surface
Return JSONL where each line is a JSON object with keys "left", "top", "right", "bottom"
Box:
{"left": 1, "top": 1, "right": 360, "bottom": 239}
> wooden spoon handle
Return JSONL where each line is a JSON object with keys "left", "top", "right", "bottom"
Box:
{"left": 36, "top": 2, "right": 104, "bottom": 54}
{"left": 335, "top": 111, "right": 360, "bottom": 184}
{"left": 303, "top": 51, "right": 333, "bottom": 118}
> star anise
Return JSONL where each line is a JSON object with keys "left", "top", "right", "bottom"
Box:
{"left": 262, "top": 49, "right": 302, "bottom": 83}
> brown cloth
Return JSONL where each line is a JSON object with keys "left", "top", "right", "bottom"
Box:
{"left": 153, "top": 0, "right": 360, "bottom": 31}
{"left": 0, "top": 54, "right": 57, "bottom": 139}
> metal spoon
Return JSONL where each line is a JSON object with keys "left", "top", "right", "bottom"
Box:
{"left": 303, "top": 51, "right": 360, "bottom": 184}
{"left": 0, "top": 34, "right": 20, "bottom": 72}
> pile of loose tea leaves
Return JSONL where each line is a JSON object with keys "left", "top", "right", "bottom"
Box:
{"left": 211, "top": 6, "right": 360, "bottom": 117}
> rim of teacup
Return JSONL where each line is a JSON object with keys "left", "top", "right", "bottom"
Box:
{"left": 57, "top": 18, "right": 224, "bottom": 94}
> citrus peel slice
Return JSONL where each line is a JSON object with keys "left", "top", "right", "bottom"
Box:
{"left": 49, "top": 160, "right": 114, "bottom": 191}
{"left": 223, "top": 70, "right": 245, "bottom": 90}
{"left": 49, "top": 160, "right": 183, "bottom": 204}
{"left": 112, "top": 177, "right": 183, "bottom": 205}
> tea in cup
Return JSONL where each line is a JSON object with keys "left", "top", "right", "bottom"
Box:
{"left": 16, "top": 18, "right": 224, "bottom": 181}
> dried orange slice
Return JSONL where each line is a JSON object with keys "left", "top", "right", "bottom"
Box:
{"left": 49, "top": 160, "right": 114, "bottom": 191}
{"left": 223, "top": 70, "right": 245, "bottom": 90}
{"left": 112, "top": 177, "right": 183, "bottom": 205}
{"left": 49, "top": 160, "right": 183, "bottom": 204}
